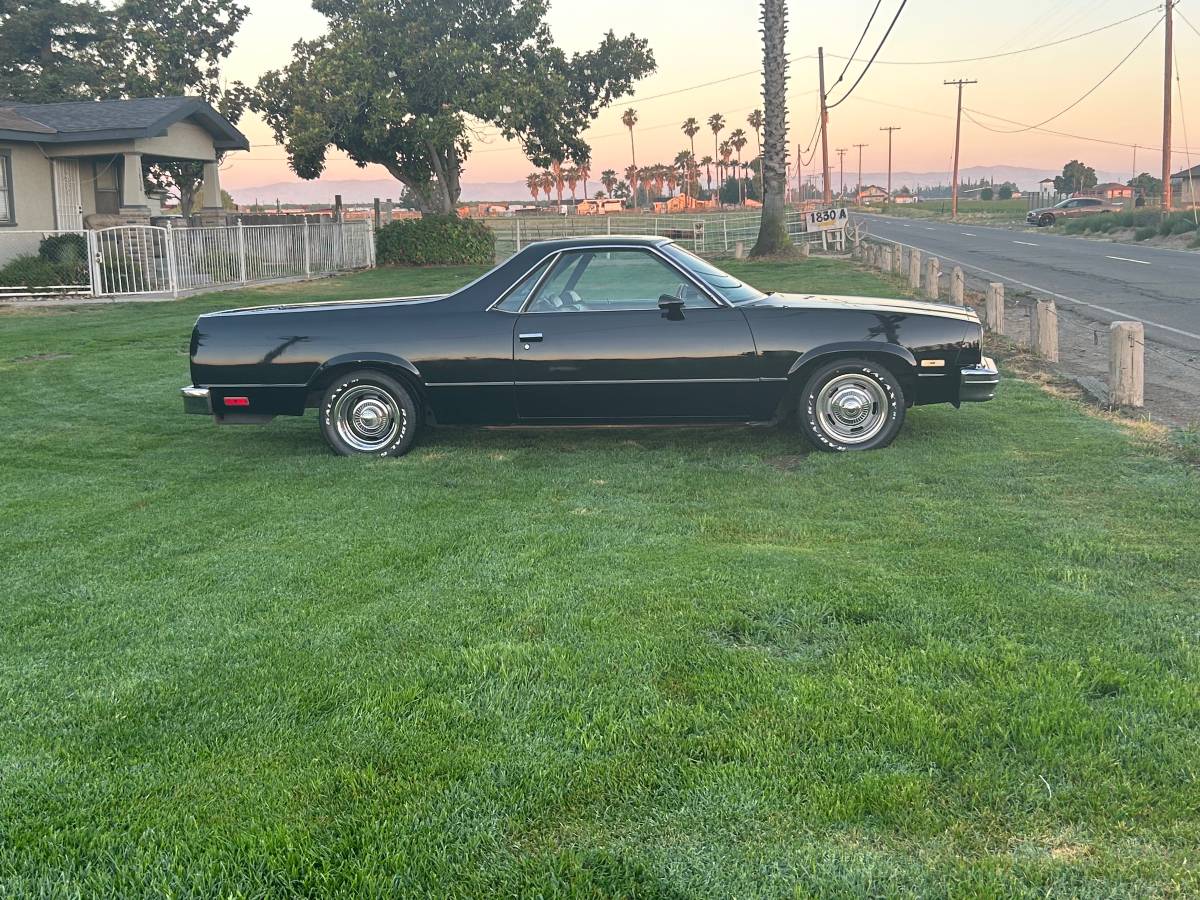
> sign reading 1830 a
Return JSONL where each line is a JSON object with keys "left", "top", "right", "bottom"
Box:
{"left": 806, "top": 207, "right": 849, "bottom": 231}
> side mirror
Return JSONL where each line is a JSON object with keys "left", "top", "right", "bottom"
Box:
{"left": 658, "top": 294, "right": 685, "bottom": 320}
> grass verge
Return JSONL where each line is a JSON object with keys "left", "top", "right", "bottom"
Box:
{"left": 2, "top": 259, "right": 1198, "bottom": 896}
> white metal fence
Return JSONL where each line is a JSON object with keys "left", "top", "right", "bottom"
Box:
{"left": 0, "top": 221, "right": 374, "bottom": 300}
{"left": 487, "top": 209, "right": 837, "bottom": 260}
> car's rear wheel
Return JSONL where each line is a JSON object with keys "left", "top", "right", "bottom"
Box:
{"left": 798, "top": 358, "right": 905, "bottom": 452}
{"left": 1039, "top": 213, "right": 1055, "bottom": 227}
{"left": 320, "top": 369, "right": 419, "bottom": 457}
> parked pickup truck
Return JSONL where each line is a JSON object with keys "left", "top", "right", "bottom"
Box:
{"left": 1026, "top": 197, "right": 1121, "bottom": 227}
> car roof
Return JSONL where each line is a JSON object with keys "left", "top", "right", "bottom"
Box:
{"left": 518, "top": 235, "right": 673, "bottom": 252}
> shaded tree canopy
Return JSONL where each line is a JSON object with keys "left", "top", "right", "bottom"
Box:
{"left": 1054, "top": 160, "right": 1098, "bottom": 194}
{"left": 253, "top": 0, "right": 655, "bottom": 214}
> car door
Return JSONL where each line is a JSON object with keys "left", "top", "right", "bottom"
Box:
{"left": 512, "top": 247, "right": 764, "bottom": 421}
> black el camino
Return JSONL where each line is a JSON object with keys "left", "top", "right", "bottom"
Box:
{"left": 182, "top": 236, "right": 998, "bottom": 455}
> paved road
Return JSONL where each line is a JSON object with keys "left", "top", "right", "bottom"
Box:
{"left": 857, "top": 213, "right": 1200, "bottom": 349}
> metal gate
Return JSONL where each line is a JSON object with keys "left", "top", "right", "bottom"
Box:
{"left": 89, "top": 226, "right": 173, "bottom": 296}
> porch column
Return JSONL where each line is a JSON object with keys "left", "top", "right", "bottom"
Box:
{"left": 199, "top": 160, "right": 223, "bottom": 211}
{"left": 120, "top": 152, "right": 148, "bottom": 210}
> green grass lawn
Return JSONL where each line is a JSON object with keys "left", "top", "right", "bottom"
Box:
{"left": 2, "top": 259, "right": 1199, "bottom": 897}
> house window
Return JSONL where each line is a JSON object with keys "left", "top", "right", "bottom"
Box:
{"left": 94, "top": 158, "right": 121, "bottom": 215}
{"left": 0, "top": 150, "right": 14, "bottom": 226}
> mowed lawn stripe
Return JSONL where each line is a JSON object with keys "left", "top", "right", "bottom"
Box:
{"left": 1, "top": 258, "right": 1198, "bottom": 897}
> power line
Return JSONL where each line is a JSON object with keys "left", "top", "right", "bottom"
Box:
{"left": 826, "top": 0, "right": 909, "bottom": 110}
{"left": 958, "top": 16, "right": 1163, "bottom": 135}
{"left": 824, "top": 6, "right": 1160, "bottom": 67}
{"left": 832, "top": 0, "right": 883, "bottom": 87}
{"left": 1179, "top": 7, "right": 1200, "bottom": 39}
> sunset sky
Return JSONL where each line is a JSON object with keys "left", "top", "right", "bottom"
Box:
{"left": 219, "top": 0, "right": 1199, "bottom": 191}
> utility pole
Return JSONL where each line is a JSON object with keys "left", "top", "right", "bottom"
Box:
{"left": 1162, "top": 0, "right": 1174, "bottom": 212}
{"left": 818, "top": 47, "right": 832, "bottom": 204}
{"left": 879, "top": 126, "right": 900, "bottom": 200}
{"left": 944, "top": 79, "right": 977, "bottom": 217}
{"left": 796, "top": 144, "right": 803, "bottom": 202}
{"left": 835, "top": 148, "right": 848, "bottom": 198}
{"left": 853, "top": 143, "right": 868, "bottom": 203}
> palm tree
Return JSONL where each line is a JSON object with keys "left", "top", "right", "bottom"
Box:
{"left": 621, "top": 108, "right": 638, "bottom": 172}
{"left": 729, "top": 128, "right": 748, "bottom": 204}
{"left": 681, "top": 117, "right": 700, "bottom": 199}
{"left": 526, "top": 173, "right": 541, "bottom": 204}
{"left": 748, "top": 109, "right": 764, "bottom": 193}
{"left": 752, "top": 0, "right": 793, "bottom": 256}
{"left": 624, "top": 164, "right": 639, "bottom": 208}
{"left": 539, "top": 170, "right": 553, "bottom": 203}
{"left": 719, "top": 140, "right": 733, "bottom": 203}
{"left": 565, "top": 166, "right": 580, "bottom": 203}
{"left": 700, "top": 155, "right": 714, "bottom": 198}
{"left": 601, "top": 169, "right": 618, "bottom": 196}
{"left": 550, "top": 159, "right": 564, "bottom": 207}
{"left": 707, "top": 113, "right": 725, "bottom": 183}
{"left": 577, "top": 163, "right": 590, "bottom": 200}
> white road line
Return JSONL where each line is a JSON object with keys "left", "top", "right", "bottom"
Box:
{"left": 1105, "top": 255, "right": 1152, "bottom": 265}
{"left": 1013, "top": 240, "right": 1038, "bottom": 246}
{"left": 901, "top": 223, "right": 911, "bottom": 228}
{"left": 875, "top": 237, "right": 1200, "bottom": 343}
{"left": 925, "top": 227, "right": 935, "bottom": 231}
{"left": 961, "top": 232, "right": 976, "bottom": 236}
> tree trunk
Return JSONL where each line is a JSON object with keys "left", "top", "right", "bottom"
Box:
{"left": 752, "top": 0, "right": 794, "bottom": 257}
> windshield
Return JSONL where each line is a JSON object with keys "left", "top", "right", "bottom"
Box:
{"left": 661, "top": 243, "right": 767, "bottom": 305}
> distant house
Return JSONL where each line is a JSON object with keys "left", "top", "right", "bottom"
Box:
{"left": 577, "top": 198, "right": 626, "bottom": 215}
{"left": 1170, "top": 164, "right": 1200, "bottom": 207}
{"left": 857, "top": 185, "right": 888, "bottom": 204}
{"left": 1093, "top": 182, "right": 1133, "bottom": 201}
{"left": 1038, "top": 177, "right": 1056, "bottom": 200}
{"left": 0, "top": 97, "right": 247, "bottom": 236}
{"left": 892, "top": 188, "right": 915, "bottom": 205}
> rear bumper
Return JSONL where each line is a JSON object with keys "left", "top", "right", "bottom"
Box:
{"left": 960, "top": 357, "right": 999, "bottom": 403}
{"left": 182, "top": 386, "right": 211, "bottom": 415}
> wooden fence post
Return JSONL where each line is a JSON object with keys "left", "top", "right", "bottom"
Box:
{"left": 909, "top": 248, "right": 922, "bottom": 292}
{"left": 894, "top": 243, "right": 904, "bottom": 275}
{"left": 1109, "top": 321, "right": 1144, "bottom": 407}
{"left": 1031, "top": 299, "right": 1059, "bottom": 362}
{"left": 985, "top": 283, "right": 1004, "bottom": 334}
{"left": 925, "top": 257, "right": 940, "bottom": 300}
{"left": 950, "top": 266, "right": 964, "bottom": 305}
{"left": 734, "top": 241, "right": 746, "bottom": 259}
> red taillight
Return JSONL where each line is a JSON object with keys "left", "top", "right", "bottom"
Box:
{"left": 224, "top": 396, "right": 250, "bottom": 407}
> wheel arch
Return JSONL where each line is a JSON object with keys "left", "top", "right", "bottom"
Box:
{"left": 779, "top": 343, "right": 917, "bottom": 417}
{"left": 305, "top": 353, "right": 427, "bottom": 413}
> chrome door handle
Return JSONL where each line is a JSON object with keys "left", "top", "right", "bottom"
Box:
{"left": 518, "top": 332, "right": 543, "bottom": 342}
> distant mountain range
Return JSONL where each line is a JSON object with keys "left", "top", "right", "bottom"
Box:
{"left": 227, "top": 165, "right": 1133, "bottom": 207}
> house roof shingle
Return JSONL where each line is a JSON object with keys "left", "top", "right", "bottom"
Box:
{"left": 0, "top": 97, "right": 248, "bottom": 151}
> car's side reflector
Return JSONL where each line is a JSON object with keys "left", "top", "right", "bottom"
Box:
{"left": 224, "top": 396, "right": 250, "bottom": 407}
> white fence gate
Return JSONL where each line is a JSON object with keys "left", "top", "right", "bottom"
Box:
{"left": 0, "top": 220, "right": 375, "bottom": 300}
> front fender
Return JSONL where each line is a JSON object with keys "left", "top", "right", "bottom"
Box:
{"left": 786, "top": 341, "right": 917, "bottom": 378}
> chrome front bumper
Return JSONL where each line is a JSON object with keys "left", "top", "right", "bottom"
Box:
{"left": 181, "top": 386, "right": 212, "bottom": 415}
{"left": 960, "top": 357, "right": 999, "bottom": 403}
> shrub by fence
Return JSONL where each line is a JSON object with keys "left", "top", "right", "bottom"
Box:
{"left": 376, "top": 216, "right": 495, "bottom": 266}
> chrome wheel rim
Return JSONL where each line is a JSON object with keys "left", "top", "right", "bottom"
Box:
{"left": 815, "top": 374, "right": 888, "bottom": 444}
{"left": 333, "top": 385, "right": 401, "bottom": 452}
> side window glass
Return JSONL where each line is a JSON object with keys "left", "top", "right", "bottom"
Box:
{"left": 528, "top": 249, "right": 710, "bottom": 312}
{"left": 495, "top": 257, "right": 552, "bottom": 312}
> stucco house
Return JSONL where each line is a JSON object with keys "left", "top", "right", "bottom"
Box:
{"left": 0, "top": 97, "right": 248, "bottom": 235}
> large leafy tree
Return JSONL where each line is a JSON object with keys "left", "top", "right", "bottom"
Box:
{"left": 751, "top": 0, "right": 792, "bottom": 256}
{"left": 0, "top": 0, "right": 109, "bottom": 101}
{"left": 255, "top": 0, "right": 655, "bottom": 214}
{"left": 0, "top": 0, "right": 251, "bottom": 215}
{"left": 1054, "top": 160, "right": 1098, "bottom": 195}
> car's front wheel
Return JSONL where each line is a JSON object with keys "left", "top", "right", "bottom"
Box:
{"left": 319, "top": 369, "right": 419, "bottom": 457}
{"left": 798, "top": 358, "right": 906, "bottom": 452}
{"left": 1039, "top": 213, "right": 1055, "bottom": 227}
